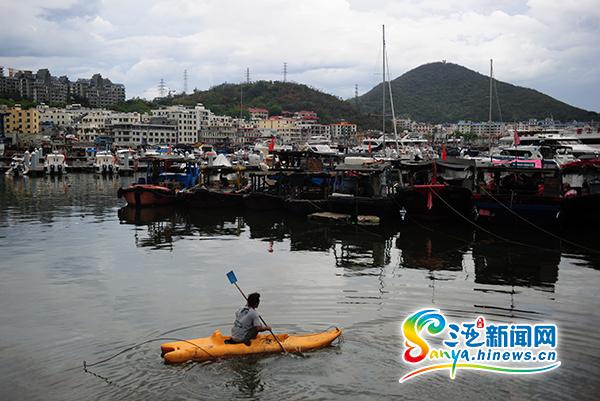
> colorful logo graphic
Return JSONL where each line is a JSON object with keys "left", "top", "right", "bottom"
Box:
{"left": 400, "top": 308, "right": 560, "bottom": 382}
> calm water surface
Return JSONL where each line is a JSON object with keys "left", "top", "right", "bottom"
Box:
{"left": 0, "top": 174, "right": 599, "bottom": 400}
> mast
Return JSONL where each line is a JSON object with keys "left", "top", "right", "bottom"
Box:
{"left": 385, "top": 48, "right": 399, "bottom": 151}
{"left": 382, "top": 24, "right": 386, "bottom": 146}
{"left": 488, "top": 59, "right": 493, "bottom": 159}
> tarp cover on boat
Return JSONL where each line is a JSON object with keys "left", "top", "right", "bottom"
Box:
{"left": 213, "top": 154, "right": 232, "bottom": 167}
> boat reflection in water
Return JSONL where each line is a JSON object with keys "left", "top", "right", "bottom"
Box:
{"left": 471, "top": 228, "right": 561, "bottom": 291}
{"left": 117, "top": 207, "right": 595, "bottom": 291}
{"left": 395, "top": 222, "right": 473, "bottom": 271}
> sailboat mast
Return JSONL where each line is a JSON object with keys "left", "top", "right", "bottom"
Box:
{"left": 488, "top": 58, "right": 493, "bottom": 158}
{"left": 382, "top": 24, "right": 386, "bottom": 146}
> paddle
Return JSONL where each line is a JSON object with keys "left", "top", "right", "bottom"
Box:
{"left": 226, "top": 270, "right": 287, "bottom": 353}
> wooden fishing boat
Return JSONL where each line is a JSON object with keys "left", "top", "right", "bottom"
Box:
{"left": 117, "top": 185, "right": 177, "bottom": 208}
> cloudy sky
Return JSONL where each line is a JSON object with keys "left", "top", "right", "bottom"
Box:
{"left": 1, "top": 0, "right": 598, "bottom": 111}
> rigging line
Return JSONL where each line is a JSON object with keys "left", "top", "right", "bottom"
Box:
{"left": 477, "top": 185, "right": 600, "bottom": 255}
{"left": 83, "top": 337, "right": 215, "bottom": 369}
{"left": 428, "top": 187, "right": 560, "bottom": 253}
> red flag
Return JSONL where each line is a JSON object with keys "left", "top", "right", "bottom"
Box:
{"left": 268, "top": 136, "right": 275, "bottom": 152}
{"left": 427, "top": 190, "right": 433, "bottom": 210}
{"left": 513, "top": 130, "right": 520, "bottom": 146}
{"left": 441, "top": 144, "right": 447, "bottom": 161}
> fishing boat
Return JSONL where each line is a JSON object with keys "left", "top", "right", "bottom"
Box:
{"left": 559, "top": 159, "right": 600, "bottom": 225}
{"left": 243, "top": 172, "right": 286, "bottom": 210}
{"left": 284, "top": 172, "right": 332, "bottom": 215}
{"left": 180, "top": 187, "right": 246, "bottom": 208}
{"left": 473, "top": 165, "right": 563, "bottom": 225}
{"left": 394, "top": 159, "right": 475, "bottom": 221}
{"left": 118, "top": 156, "right": 200, "bottom": 208}
{"left": 327, "top": 159, "right": 399, "bottom": 218}
{"left": 44, "top": 152, "right": 67, "bottom": 176}
{"left": 160, "top": 327, "right": 342, "bottom": 364}
{"left": 94, "top": 150, "right": 119, "bottom": 175}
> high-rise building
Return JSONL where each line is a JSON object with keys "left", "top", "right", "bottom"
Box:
{"left": 0, "top": 67, "right": 125, "bottom": 107}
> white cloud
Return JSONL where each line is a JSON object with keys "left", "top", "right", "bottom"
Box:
{"left": 0, "top": 0, "right": 598, "bottom": 111}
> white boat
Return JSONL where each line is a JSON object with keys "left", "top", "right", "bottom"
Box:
{"left": 116, "top": 149, "right": 135, "bottom": 175}
{"left": 94, "top": 151, "right": 119, "bottom": 175}
{"left": 44, "top": 152, "right": 67, "bottom": 175}
{"left": 497, "top": 131, "right": 600, "bottom": 158}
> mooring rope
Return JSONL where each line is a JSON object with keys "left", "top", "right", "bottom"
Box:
{"left": 428, "top": 188, "right": 561, "bottom": 253}
{"left": 83, "top": 337, "right": 215, "bottom": 370}
{"left": 477, "top": 185, "right": 600, "bottom": 255}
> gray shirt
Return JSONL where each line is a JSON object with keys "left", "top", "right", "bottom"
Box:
{"left": 231, "top": 306, "right": 262, "bottom": 341}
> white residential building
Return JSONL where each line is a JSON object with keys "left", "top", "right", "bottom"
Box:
{"left": 112, "top": 117, "right": 178, "bottom": 147}
{"left": 329, "top": 122, "right": 357, "bottom": 143}
{"left": 151, "top": 103, "right": 212, "bottom": 144}
{"left": 76, "top": 109, "right": 114, "bottom": 143}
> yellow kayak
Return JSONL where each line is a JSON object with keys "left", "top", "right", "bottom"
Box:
{"left": 160, "top": 327, "right": 342, "bottom": 364}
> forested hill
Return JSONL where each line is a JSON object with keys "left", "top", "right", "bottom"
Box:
{"left": 355, "top": 61, "right": 598, "bottom": 122}
{"left": 154, "top": 81, "right": 379, "bottom": 129}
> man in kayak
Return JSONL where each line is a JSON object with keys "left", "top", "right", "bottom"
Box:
{"left": 225, "top": 292, "right": 271, "bottom": 345}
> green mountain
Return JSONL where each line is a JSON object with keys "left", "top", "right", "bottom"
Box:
{"left": 356, "top": 61, "right": 598, "bottom": 122}
{"left": 154, "top": 81, "right": 379, "bottom": 129}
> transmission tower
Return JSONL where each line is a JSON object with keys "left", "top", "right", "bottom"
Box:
{"left": 246, "top": 67, "right": 250, "bottom": 84}
{"left": 158, "top": 78, "right": 166, "bottom": 97}
{"left": 183, "top": 69, "right": 188, "bottom": 94}
{"left": 354, "top": 84, "right": 359, "bottom": 106}
{"left": 283, "top": 62, "right": 287, "bottom": 82}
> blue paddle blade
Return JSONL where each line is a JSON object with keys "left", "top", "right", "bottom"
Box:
{"left": 226, "top": 270, "right": 237, "bottom": 284}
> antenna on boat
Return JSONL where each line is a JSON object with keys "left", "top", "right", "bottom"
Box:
{"left": 488, "top": 59, "right": 493, "bottom": 161}
{"left": 382, "top": 24, "right": 386, "bottom": 146}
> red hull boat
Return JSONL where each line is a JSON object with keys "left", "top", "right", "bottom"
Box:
{"left": 117, "top": 185, "right": 177, "bottom": 208}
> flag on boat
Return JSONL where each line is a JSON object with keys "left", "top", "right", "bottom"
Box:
{"left": 268, "top": 136, "right": 275, "bottom": 152}
{"left": 513, "top": 130, "right": 520, "bottom": 146}
{"left": 441, "top": 144, "right": 447, "bottom": 161}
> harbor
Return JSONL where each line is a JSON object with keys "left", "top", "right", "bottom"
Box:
{"left": 2, "top": 1, "right": 600, "bottom": 398}
{"left": 0, "top": 173, "right": 598, "bottom": 400}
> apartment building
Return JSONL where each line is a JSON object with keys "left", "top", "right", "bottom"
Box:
{"left": 3, "top": 105, "right": 40, "bottom": 135}
{"left": 76, "top": 110, "right": 115, "bottom": 143}
{"left": 0, "top": 67, "right": 125, "bottom": 107}
{"left": 329, "top": 122, "right": 357, "bottom": 143}
{"left": 248, "top": 107, "right": 268, "bottom": 120}
{"left": 151, "top": 104, "right": 212, "bottom": 144}
{"left": 112, "top": 117, "right": 178, "bottom": 147}
{"left": 257, "top": 116, "right": 302, "bottom": 143}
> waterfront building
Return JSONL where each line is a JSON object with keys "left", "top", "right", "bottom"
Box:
{"left": 112, "top": 117, "right": 178, "bottom": 147}
{"left": 76, "top": 109, "right": 115, "bottom": 143}
{"left": 3, "top": 105, "right": 40, "bottom": 136}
